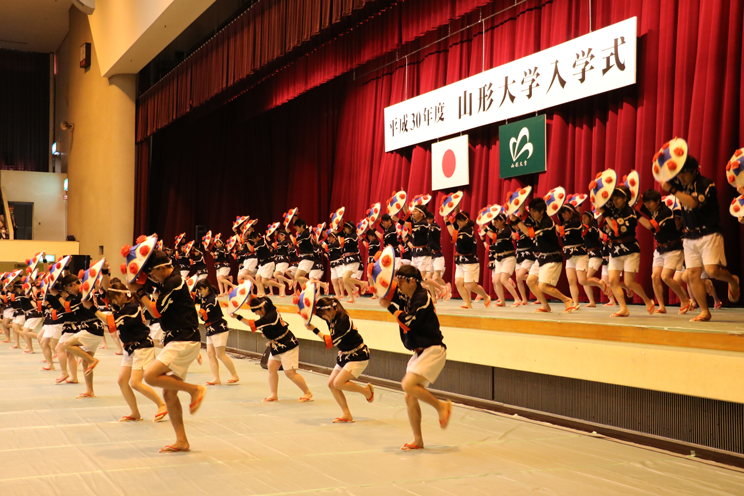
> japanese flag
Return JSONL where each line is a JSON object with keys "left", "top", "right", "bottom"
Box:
{"left": 431, "top": 135, "right": 469, "bottom": 191}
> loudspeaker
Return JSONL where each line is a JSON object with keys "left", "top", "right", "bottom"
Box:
{"left": 72, "top": 0, "right": 95, "bottom": 15}
{"left": 67, "top": 254, "right": 90, "bottom": 275}
{"left": 195, "top": 225, "right": 208, "bottom": 246}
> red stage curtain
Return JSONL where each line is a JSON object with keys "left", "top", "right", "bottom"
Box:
{"left": 143, "top": 0, "right": 744, "bottom": 303}
{"left": 0, "top": 49, "right": 50, "bottom": 171}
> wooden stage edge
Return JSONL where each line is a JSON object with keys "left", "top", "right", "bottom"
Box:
{"left": 257, "top": 302, "right": 744, "bottom": 354}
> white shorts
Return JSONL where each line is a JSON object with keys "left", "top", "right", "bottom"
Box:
{"left": 400, "top": 259, "right": 412, "bottom": 266}
{"left": 286, "top": 266, "right": 298, "bottom": 276}
{"left": 257, "top": 262, "right": 275, "bottom": 279}
{"left": 653, "top": 249, "right": 684, "bottom": 271}
{"left": 206, "top": 331, "right": 229, "bottom": 347}
{"left": 455, "top": 263, "right": 480, "bottom": 283}
{"left": 355, "top": 269, "right": 363, "bottom": 280}
{"left": 3, "top": 308, "right": 14, "bottom": 320}
{"left": 296, "top": 259, "right": 313, "bottom": 273}
{"left": 566, "top": 254, "right": 589, "bottom": 272}
{"left": 406, "top": 345, "right": 446, "bottom": 387}
{"left": 23, "top": 317, "right": 43, "bottom": 331}
{"left": 149, "top": 322, "right": 164, "bottom": 344}
{"left": 309, "top": 269, "right": 324, "bottom": 281}
{"left": 13, "top": 314, "right": 25, "bottom": 326}
{"left": 520, "top": 259, "right": 536, "bottom": 272}
{"left": 157, "top": 341, "right": 201, "bottom": 379}
{"left": 412, "top": 256, "right": 432, "bottom": 274}
{"left": 216, "top": 267, "right": 231, "bottom": 277}
{"left": 180, "top": 270, "right": 190, "bottom": 279}
{"left": 538, "top": 261, "right": 562, "bottom": 286}
{"left": 58, "top": 332, "right": 75, "bottom": 345}
{"left": 197, "top": 273, "right": 208, "bottom": 281}
{"left": 344, "top": 262, "right": 360, "bottom": 274}
{"left": 395, "top": 258, "right": 402, "bottom": 271}
{"left": 242, "top": 259, "right": 258, "bottom": 272}
{"left": 121, "top": 349, "right": 133, "bottom": 367}
{"left": 588, "top": 257, "right": 603, "bottom": 271}
{"left": 131, "top": 347, "right": 156, "bottom": 371}
{"left": 270, "top": 346, "right": 299, "bottom": 370}
{"left": 334, "top": 359, "right": 369, "bottom": 379}
{"left": 529, "top": 260, "right": 540, "bottom": 276}
{"left": 274, "top": 262, "right": 289, "bottom": 274}
{"left": 683, "top": 233, "right": 727, "bottom": 269}
{"left": 432, "top": 257, "right": 445, "bottom": 273}
{"left": 73, "top": 329, "right": 102, "bottom": 353}
{"left": 493, "top": 257, "right": 517, "bottom": 276}
{"left": 41, "top": 324, "right": 63, "bottom": 340}
{"left": 331, "top": 265, "right": 346, "bottom": 280}
{"left": 601, "top": 265, "right": 609, "bottom": 277}
{"left": 609, "top": 252, "right": 641, "bottom": 273}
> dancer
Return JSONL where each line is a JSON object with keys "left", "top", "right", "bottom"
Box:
{"left": 445, "top": 211, "right": 491, "bottom": 308}
{"left": 50, "top": 282, "right": 79, "bottom": 385}
{"left": 59, "top": 274, "right": 106, "bottom": 398}
{"left": 406, "top": 205, "right": 444, "bottom": 299}
{"left": 255, "top": 230, "right": 282, "bottom": 297}
{"left": 513, "top": 226, "right": 536, "bottom": 306}
{"left": 379, "top": 265, "right": 452, "bottom": 450}
{"left": 272, "top": 230, "right": 295, "bottom": 297}
{"left": 304, "top": 297, "right": 373, "bottom": 422}
{"left": 510, "top": 198, "right": 575, "bottom": 313}
{"left": 210, "top": 237, "right": 233, "bottom": 294}
{"left": 195, "top": 279, "right": 239, "bottom": 385}
{"left": 599, "top": 186, "right": 655, "bottom": 317}
{"left": 363, "top": 229, "right": 381, "bottom": 299}
{"left": 581, "top": 211, "right": 609, "bottom": 307}
{"left": 293, "top": 218, "right": 316, "bottom": 289}
{"left": 132, "top": 250, "right": 206, "bottom": 453}
{"left": 39, "top": 284, "right": 65, "bottom": 371}
{"left": 557, "top": 202, "right": 594, "bottom": 309}
{"left": 189, "top": 245, "right": 209, "bottom": 281}
{"left": 234, "top": 296, "right": 312, "bottom": 402}
{"left": 427, "top": 211, "right": 450, "bottom": 300}
{"left": 338, "top": 221, "right": 366, "bottom": 303}
{"left": 660, "top": 154, "right": 739, "bottom": 321}
{"left": 20, "top": 283, "right": 42, "bottom": 353}
{"left": 484, "top": 214, "right": 521, "bottom": 307}
{"left": 8, "top": 282, "right": 24, "bottom": 349}
{"left": 638, "top": 189, "right": 691, "bottom": 314}
{"left": 87, "top": 279, "right": 168, "bottom": 422}
{"left": 325, "top": 230, "right": 346, "bottom": 297}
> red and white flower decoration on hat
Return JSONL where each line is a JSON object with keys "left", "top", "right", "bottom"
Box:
{"left": 504, "top": 186, "right": 532, "bottom": 216}
{"left": 201, "top": 230, "right": 213, "bottom": 251}
{"left": 47, "top": 255, "right": 71, "bottom": 291}
{"left": 652, "top": 137, "right": 688, "bottom": 183}
{"left": 622, "top": 170, "right": 640, "bottom": 207}
{"left": 174, "top": 233, "right": 185, "bottom": 247}
{"left": 329, "top": 207, "right": 345, "bottom": 232}
{"left": 725, "top": 148, "right": 744, "bottom": 189}
{"left": 266, "top": 222, "right": 280, "bottom": 238}
{"left": 386, "top": 191, "right": 407, "bottom": 217}
{"left": 566, "top": 193, "right": 588, "bottom": 210}
{"left": 356, "top": 218, "right": 369, "bottom": 236}
{"left": 232, "top": 216, "right": 249, "bottom": 232}
{"left": 283, "top": 208, "right": 299, "bottom": 229}
{"left": 663, "top": 195, "right": 680, "bottom": 211}
{"left": 296, "top": 282, "right": 316, "bottom": 325}
{"left": 366, "top": 202, "right": 382, "bottom": 224}
{"left": 408, "top": 194, "right": 432, "bottom": 211}
{"left": 729, "top": 195, "right": 744, "bottom": 218}
{"left": 475, "top": 204, "right": 504, "bottom": 226}
{"left": 120, "top": 235, "right": 158, "bottom": 284}
{"left": 26, "top": 252, "right": 45, "bottom": 273}
{"left": 439, "top": 191, "right": 463, "bottom": 217}
{"left": 227, "top": 280, "right": 253, "bottom": 315}
{"left": 544, "top": 187, "right": 566, "bottom": 216}
{"left": 589, "top": 169, "right": 617, "bottom": 208}
{"left": 80, "top": 258, "right": 106, "bottom": 302}
{"left": 183, "top": 240, "right": 195, "bottom": 257}
{"left": 368, "top": 245, "right": 397, "bottom": 299}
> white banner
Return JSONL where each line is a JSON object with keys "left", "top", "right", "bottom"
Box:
{"left": 384, "top": 17, "right": 637, "bottom": 152}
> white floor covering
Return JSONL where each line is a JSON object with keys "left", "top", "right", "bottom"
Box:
{"left": 1, "top": 343, "right": 743, "bottom": 496}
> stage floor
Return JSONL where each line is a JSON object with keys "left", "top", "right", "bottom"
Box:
{"left": 1, "top": 344, "right": 743, "bottom": 495}
{"left": 303, "top": 297, "right": 744, "bottom": 335}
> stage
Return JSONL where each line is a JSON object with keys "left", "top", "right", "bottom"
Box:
{"left": 1, "top": 343, "right": 743, "bottom": 496}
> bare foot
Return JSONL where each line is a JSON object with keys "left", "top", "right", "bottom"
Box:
{"left": 583, "top": 303, "right": 596, "bottom": 308}
{"left": 298, "top": 392, "right": 313, "bottom": 402}
{"left": 262, "top": 395, "right": 279, "bottom": 402}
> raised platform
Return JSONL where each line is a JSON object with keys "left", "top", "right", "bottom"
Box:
{"left": 265, "top": 297, "right": 744, "bottom": 353}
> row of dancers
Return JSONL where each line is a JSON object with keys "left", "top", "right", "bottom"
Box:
{"left": 1, "top": 245, "right": 451, "bottom": 452}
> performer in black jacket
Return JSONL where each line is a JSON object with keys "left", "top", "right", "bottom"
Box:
{"left": 195, "top": 280, "right": 239, "bottom": 386}
{"left": 379, "top": 265, "right": 452, "bottom": 450}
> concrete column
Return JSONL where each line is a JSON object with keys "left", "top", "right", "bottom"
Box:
{"left": 65, "top": 7, "right": 135, "bottom": 262}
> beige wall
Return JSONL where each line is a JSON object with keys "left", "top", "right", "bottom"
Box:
{"left": 58, "top": 7, "right": 135, "bottom": 262}
{"left": 0, "top": 240, "right": 79, "bottom": 264}
{"left": 0, "top": 171, "right": 68, "bottom": 240}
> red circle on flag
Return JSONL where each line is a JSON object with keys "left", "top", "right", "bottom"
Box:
{"left": 442, "top": 149, "right": 456, "bottom": 178}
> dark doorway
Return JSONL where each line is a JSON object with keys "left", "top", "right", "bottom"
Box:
{"left": 8, "top": 202, "right": 33, "bottom": 240}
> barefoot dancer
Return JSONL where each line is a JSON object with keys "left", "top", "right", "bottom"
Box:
{"left": 446, "top": 211, "right": 491, "bottom": 309}
{"left": 129, "top": 248, "right": 206, "bottom": 453}
{"left": 195, "top": 280, "right": 239, "bottom": 385}
{"left": 235, "top": 296, "right": 312, "bottom": 402}
{"left": 304, "top": 297, "right": 373, "bottom": 423}
{"left": 379, "top": 265, "right": 452, "bottom": 450}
